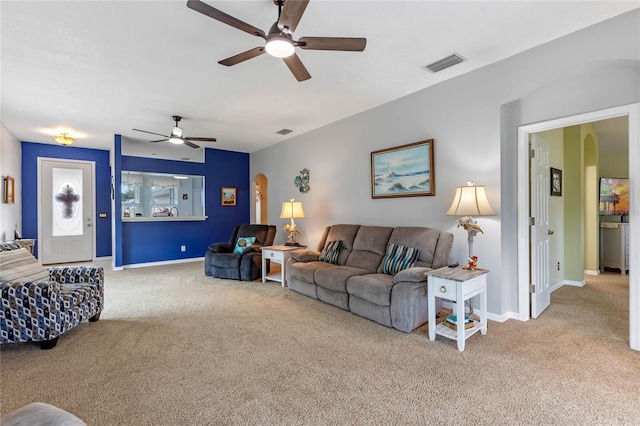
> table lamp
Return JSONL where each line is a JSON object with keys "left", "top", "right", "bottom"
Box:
{"left": 446, "top": 181, "right": 495, "bottom": 259}
{"left": 280, "top": 198, "right": 305, "bottom": 246}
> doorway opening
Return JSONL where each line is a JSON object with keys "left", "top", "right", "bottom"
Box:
{"left": 517, "top": 103, "right": 639, "bottom": 350}
{"left": 254, "top": 174, "right": 268, "bottom": 224}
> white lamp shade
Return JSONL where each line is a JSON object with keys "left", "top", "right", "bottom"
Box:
{"left": 280, "top": 200, "right": 305, "bottom": 219}
{"left": 446, "top": 185, "right": 495, "bottom": 216}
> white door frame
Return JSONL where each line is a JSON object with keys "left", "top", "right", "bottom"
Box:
{"left": 517, "top": 103, "right": 639, "bottom": 351}
{"left": 37, "top": 157, "right": 97, "bottom": 262}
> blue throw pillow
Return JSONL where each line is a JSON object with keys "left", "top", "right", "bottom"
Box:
{"left": 234, "top": 236, "right": 256, "bottom": 254}
{"left": 381, "top": 243, "right": 420, "bottom": 275}
{"left": 319, "top": 240, "right": 342, "bottom": 264}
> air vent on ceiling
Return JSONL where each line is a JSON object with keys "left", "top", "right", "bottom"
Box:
{"left": 276, "top": 128, "right": 293, "bottom": 135}
{"left": 424, "top": 53, "right": 465, "bottom": 73}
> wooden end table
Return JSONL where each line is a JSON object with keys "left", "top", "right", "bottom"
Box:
{"left": 427, "top": 266, "right": 488, "bottom": 351}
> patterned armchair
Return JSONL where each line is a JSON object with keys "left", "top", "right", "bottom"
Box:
{"left": 0, "top": 242, "right": 104, "bottom": 349}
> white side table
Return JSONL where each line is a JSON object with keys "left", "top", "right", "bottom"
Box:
{"left": 261, "top": 245, "right": 302, "bottom": 287}
{"left": 427, "top": 266, "right": 488, "bottom": 351}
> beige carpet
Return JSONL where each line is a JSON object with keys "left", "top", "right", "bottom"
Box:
{"left": 1, "top": 263, "right": 639, "bottom": 425}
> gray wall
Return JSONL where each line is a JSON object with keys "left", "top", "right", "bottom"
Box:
{"left": 251, "top": 10, "right": 640, "bottom": 318}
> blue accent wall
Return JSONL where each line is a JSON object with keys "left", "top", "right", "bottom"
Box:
{"left": 21, "top": 142, "right": 112, "bottom": 258}
{"left": 119, "top": 146, "right": 249, "bottom": 265}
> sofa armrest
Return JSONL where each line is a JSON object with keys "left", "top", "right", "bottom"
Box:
{"left": 48, "top": 266, "right": 104, "bottom": 286}
{"left": 393, "top": 266, "right": 432, "bottom": 284}
{"left": 208, "top": 243, "right": 234, "bottom": 253}
{"left": 291, "top": 249, "right": 321, "bottom": 263}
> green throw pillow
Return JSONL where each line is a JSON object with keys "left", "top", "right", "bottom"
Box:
{"left": 319, "top": 240, "right": 342, "bottom": 264}
{"left": 234, "top": 237, "right": 256, "bottom": 254}
{"left": 381, "top": 243, "right": 420, "bottom": 275}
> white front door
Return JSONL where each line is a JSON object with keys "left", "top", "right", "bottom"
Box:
{"left": 39, "top": 159, "right": 94, "bottom": 265}
{"left": 530, "top": 138, "right": 551, "bottom": 318}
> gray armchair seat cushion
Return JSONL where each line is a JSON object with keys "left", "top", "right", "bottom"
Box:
{"left": 287, "top": 224, "right": 453, "bottom": 332}
{"left": 204, "top": 224, "right": 276, "bottom": 281}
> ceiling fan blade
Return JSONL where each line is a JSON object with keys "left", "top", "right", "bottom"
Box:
{"left": 133, "top": 128, "right": 169, "bottom": 138}
{"left": 184, "top": 140, "right": 201, "bottom": 149}
{"left": 297, "top": 37, "right": 367, "bottom": 51}
{"left": 219, "top": 47, "right": 266, "bottom": 66}
{"left": 149, "top": 139, "right": 169, "bottom": 143}
{"left": 283, "top": 53, "right": 311, "bottom": 82}
{"left": 185, "top": 137, "right": 217, "bottom": 142}
{"left": 187, "top": 0, "right": 266, "bottom": 38}
{"left": 278, "top": 0, "right": 309, "bottom": 34}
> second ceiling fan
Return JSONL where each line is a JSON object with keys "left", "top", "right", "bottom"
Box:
{"left": 186, "top": 0, "right": 367, "bottom": 82}
{"left": 133, "top": 116, "right": 216, "bottom": 149}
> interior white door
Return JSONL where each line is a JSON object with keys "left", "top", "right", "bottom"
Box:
{"left": 40, "top": 159, "right": 94, "bottom": 265}
{"left": 530, "top": 137, "right": 551, "bottom": 318}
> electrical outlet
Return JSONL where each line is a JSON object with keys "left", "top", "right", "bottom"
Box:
{"left": 181, "top": 245, "right": 186, "bottom": 252}
{"left": 557, "top": 262, "right": 560, "bottom": 271}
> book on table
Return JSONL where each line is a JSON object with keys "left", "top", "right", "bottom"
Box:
{"left": 443, "top": 315, "right": 474, "bottom": 330}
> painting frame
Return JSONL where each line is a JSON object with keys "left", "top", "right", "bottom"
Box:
{"left": 221, "top": 186, "right": 236, "bottom": 206}
{"left": 4, "top": 176, "right": 15, "bottom": 204}
{"left": 371, "top": 139, "right": 435, "bottom": 199}
{"left": 550, "top": 167, "right": 562, "bottom": 196}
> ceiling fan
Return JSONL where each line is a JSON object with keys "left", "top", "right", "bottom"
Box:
{"left": 132, "top": 116, "right": 216, "bottom": 149}
{"left": 186, "top": 0, "right": 367, "bottom": 82}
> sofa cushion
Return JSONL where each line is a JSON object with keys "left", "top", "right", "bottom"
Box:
{"left": 346, "top": 273, "right": 394, "bottom": 306}
{"left": 345, "top": 226, "right": 393, "bottom": 272}
{"left": 234, "top": 236, "right": 256, "bottom": 254}
{"left": 380, "top": 243, "right": 420, "bottom": 275}
{"left": 387, "top": 227, "right": 442, "bottom": 268}
{"left": 290, "top": 261, "right": 333, "bottom": 283}
{"left": 319, "top": 240, "right": 342, "bottom": 264}
{"left": 291, "top": 249, "right": 320, "bottom": 262}
{"left": 314, "top": 265, "right": 370, "bottom": 292}
{"left": 322, "top": 225, "right": 361, "bottom": 265}
{"left": 0, "top": 248, "right": 50, "bottom": 283}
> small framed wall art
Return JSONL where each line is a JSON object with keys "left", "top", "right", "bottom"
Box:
{"left": 550, "top": 168, "right": 562, "bottom": 196}
{"left": 4, "top": 176, "right": 15, "bottom": 204}
{"left": 221, "top": 187, "right": 236, "bottom": 206}
{"left": 371, "top": 139, "right": 435, "bottom": 199}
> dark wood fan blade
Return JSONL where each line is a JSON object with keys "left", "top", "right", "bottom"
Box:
{"left": 184, "top": 140, "right": 201, "bottom": 149}
{"left": 133, "top": 128, "right": 169, "bottom": 138}
{"left": 219, "top": 47, "right": 266, "bottom": 66}
{"left": 283, "top": 53, "right": 311, "bottom": 82}
{"left": 185, "top": 137, "right": 217, "bottom": 142}
{"left": 187, "top": 0, "right": 266, "bottom": 38}
{"left": 278, "top": 0, "right": 309, "bottom": 34}
{"left": 150, "top": 139, "right": 169, "bottom": 143}
{"left": 298, "top": 37, "right": 367, "bottom": 51}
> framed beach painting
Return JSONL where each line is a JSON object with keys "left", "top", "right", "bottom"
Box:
{"left": 371, "top": 139, "right": 435, "bottom": 199}
{"left": 221, "top": 187, "right": 236, "bottom": 206}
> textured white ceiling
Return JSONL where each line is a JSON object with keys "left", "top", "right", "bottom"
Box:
{"left": 1, "top": 1, "right": 637, "bottom": 156}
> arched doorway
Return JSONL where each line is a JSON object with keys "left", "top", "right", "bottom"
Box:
{"left": 254, "top": 174, "right": 268, "bottom": 224}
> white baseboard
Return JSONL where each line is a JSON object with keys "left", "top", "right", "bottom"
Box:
{"left": 584, "top": 269, "right": 600, "bottom": 276}
{"left": 123, "top": 257, "right": 204, "bottom": 269}
{"left": 563, "top": 279, "right": 585, "bottom": 287}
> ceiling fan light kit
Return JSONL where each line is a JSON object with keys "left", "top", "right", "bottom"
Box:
{"left": 186, "top": 0, "right": 366, "bottom": 81}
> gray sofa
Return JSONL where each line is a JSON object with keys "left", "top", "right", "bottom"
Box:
{"left": 286, "top": 224, "right": 453, "bottom": 332}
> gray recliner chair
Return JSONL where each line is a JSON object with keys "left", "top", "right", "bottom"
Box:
{"left": 204, "top": 224, "right": 276, "bottom": 281}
